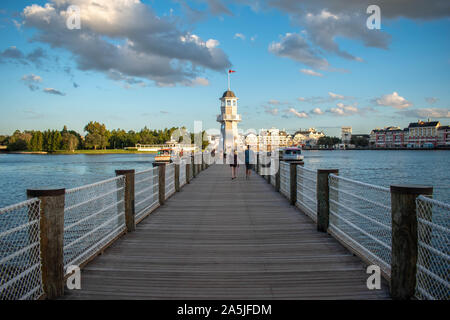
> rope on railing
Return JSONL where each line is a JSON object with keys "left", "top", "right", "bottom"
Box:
{"left": 63, "top": 176, "right": 126, "bottom": 271}
{"left": 296, "top": 166, "right": 318, "bottom": 222}
{"left": 0, "top": 198, "right": 43, "bottom": 300}
{"left": 135, "top": 167, "right": 159, "bottom": 223}
{"left": 328, "top": 174, "right": 392, "bottom": 278}
{"left": 415, "top": 196, "right": 450, "bottom": 300}
{"left": 279, "top": 161, "right": 290, "bottom": 200}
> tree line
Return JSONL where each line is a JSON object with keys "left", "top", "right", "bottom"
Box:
{"left": 0, "top": 122, "right": 205, "bottom": 152}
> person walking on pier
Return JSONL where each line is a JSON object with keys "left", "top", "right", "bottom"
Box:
{"left": 245, "top": 145, "right": 253, "bottom": 180}
{"left": 230, "top": 149, "right": 238, "bottom": 180}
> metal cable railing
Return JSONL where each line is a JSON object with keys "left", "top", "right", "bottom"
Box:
{"left": 328, "top": 174, "right": 392, "bottom": 277}
{"left": 0, "top": 199, "right": 43, "bottom": 300}
{"left": 165, "top": 163, "right": 176, "bottom": 200}
{"left": 63, "top": 176, "right": 126, "bottom": 270}
{"left": 279, "top": 161, "right": 290, "bottom": 200}
{"left": 270, "top": 158, "right": 277, "bottom": 187}
{"left": 415, "top": 196, "right": 450, "bottom": 300}
{"left": 135, "top": 168, "right": 159, "bottom": 224}
{"left": 296, "top": 166, "right": 318, "bottom": 222}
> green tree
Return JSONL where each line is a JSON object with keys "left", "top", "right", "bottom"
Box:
{"left": 61, "top": 132, "right": 79, "bottom": 151}
{"left": 7, "top": 130, "right": 32, "bottom": 151}
{"left": 29, "top": 131, "right": 44, "bottom": 151}
{"left": 317, "top": 136, "right": 341, "bottom": 147}
{"left": 84, "top": 121, "right": 109, "bottom": 149}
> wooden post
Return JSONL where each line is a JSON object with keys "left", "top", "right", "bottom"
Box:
{"left": 153, "top": 163, "right": 166, "bottom": 205}
{"left": 192, "top": 155, "right": 197, "bottom": 178}
{"left": 316, "top": 169, "right": 339, "bottom": 232}
{"left": 27, "top": 188, "right": 65, "bottom": 299}
{"left": 289, "top": 162, "right": 303, "bottom": 205}
{"left": 297, "top": 162, "right": 304, "bottom": 204}
{"left": 115, "top": 170, "right": 135, "bottom": 233}
{"left": 390, "top": 185, "right": 433, "bottom": 300}
{"left": 256, "top": 153, "right": 260, "bottom": 175}
{"left": 175, "top": 164, "right": 180, "bottom": 192}
{"left": 275, "top": 152, "right": 281, "bottom": 192}
{"left": 186, "top": 162, "right": 191, "bottom": 184}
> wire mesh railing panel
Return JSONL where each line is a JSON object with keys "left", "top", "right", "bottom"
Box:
{"left": 279, "top": 162, "right": 290, "bottom": 200}
{"left": 135, "top": 168, "right": 159, "bottom": 223}
{"left": 0, "top": 199, "right": 43, "bottom": 300}
{"left": 415, "top": 196, "right": 450, "bottom": 300}
{"left": 64, "top": 176, "right": 126, "bottom": 270}
{"left": 165, "top": 163, "right": 176, "bottom": 200}
{"left": 296, "top": 166, "right": 318, "bottom": 222}
{"left": 179, "top": 161, "right": 187, "bottom": 188}
{"left": 328, "top": 174, "right": 392, "bottom": 277}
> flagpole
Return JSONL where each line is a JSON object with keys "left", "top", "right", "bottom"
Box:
{"left": 228, "top": 71, "right": 230, "bottom": 90}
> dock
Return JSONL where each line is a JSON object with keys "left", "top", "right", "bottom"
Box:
{"left": 62, "top": 164, "right": 389, "bottom": 299}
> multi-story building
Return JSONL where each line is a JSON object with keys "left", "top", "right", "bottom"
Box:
{"left": 437, "top": 126, "right": 450, "bottom": 147}
{"left": 370, "top": 126, "right": 404, "bottom": 148}
{"left": 256, "top": 128, "right": 292, "bottom": 151}
{"left": 406, "top": 120, "right": 440, "bottom": 148}
{"left": 341, "top": 127, "right": 352, "bottom": 145}
{"left": 292, "top": 128, "right": 325, "bottom": 148}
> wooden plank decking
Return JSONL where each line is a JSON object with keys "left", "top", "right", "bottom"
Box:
{"left": 63, "top": 164, "right": 390, "bottom": 299}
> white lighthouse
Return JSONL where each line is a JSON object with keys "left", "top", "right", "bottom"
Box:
{"left": 217, "top": 90, "right": 241, "bottom": 155}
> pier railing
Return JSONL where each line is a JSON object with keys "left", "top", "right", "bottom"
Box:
{"left": 0, "top": 152, "right": 209, "bottom": 300}
{"left": 0, "top": 199, "right": 43, "bottom": 300}
{"left": 415, "top": 196, "right": 450, "bottom": 300}
{"left": 257, "top": 155, "right": 449, "bottom": 300}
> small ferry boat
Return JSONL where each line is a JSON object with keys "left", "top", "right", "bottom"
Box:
{"left": 281, "top": 147, "right": 304, "bottom": 161}
{"left": 154, "top": 148, "right": 175, "bottom": 163}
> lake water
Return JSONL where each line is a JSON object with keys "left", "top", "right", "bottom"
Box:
{"left": 0, "top": 150, "right": 449, "bottom": 208}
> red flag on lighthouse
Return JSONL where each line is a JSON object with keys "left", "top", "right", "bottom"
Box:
{"left": 228, "top": 70, "right": 236, "bottom": 74}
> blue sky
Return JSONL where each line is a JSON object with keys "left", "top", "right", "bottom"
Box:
{"left": 0, "top": 0, "right": 449, "bottom": 137}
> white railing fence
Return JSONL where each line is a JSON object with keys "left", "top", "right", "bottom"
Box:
{"left": 63, "top": 176, "right": 126, "bottom": 270}
{"left": 0, "top": 199, "right": 43, "bottom": 300}
{"left": 328, "top": 174, "right": 392, "bottom": 277}
{"left": 279, "top": 161, "right": 290, "bottom": 200}
{"left": 415, "top": 196, "right": 450, "bottom": 300}
{"left": 296, "top": 166, "right": 318, "bottom": 223}
{"left": 135, "top": 168, "right": 159, "bottom": 223}
{"left": 165, "top": 163, "right": 176, "bottom": 199}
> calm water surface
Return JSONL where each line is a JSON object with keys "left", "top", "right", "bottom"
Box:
{"left": 0, "top": 150, "right": 449, "bottom": 208}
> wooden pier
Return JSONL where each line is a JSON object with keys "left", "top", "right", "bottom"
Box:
{"left": 63, "top": 164, "right": 390, "bottom": 300}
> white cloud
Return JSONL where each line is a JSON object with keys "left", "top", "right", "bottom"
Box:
{"left": 269, "top": 33, "right": 329, "bottom": 70}
{"left": 43, "top": 88, "right": 66, "bottom": 96}
{"left": 285, "top": 108, "right": 309, "bottom": 118}
{"left": 328, "top": 92, "right": 345, "bottom": 100}
{"left": 21, "top": 73, "right": 42, "bottom": 91}
{"left": 234, "top": 33, "right": 246, "bottom": 40}
{"left": 21, "top": 0, "right": 231, "bottom": 87}
{"left": 300, "top": 69, "right": 323, "bottom": 77}
{"left": 329, "top": 103, "right": 359, "bottom": 116}
{"left": 264, "top": 106, "right": 279, "bottom": 115}
{"left": 311, "top": 107, "right": 324, "bottom": 115}
{"left": 375, "top": 92, "right": 413, "bottom": 109}
{"left": 397, "top": 108, "right": 450, "bottom": 119}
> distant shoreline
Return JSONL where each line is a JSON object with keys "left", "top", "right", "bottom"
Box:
{"left": 0, "top": 149, "right": 158, "bottom": 155}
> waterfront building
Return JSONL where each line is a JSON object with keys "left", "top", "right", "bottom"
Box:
{"left": 437, "top": 126, "right": 450, "bottom": 147}
{"left": 370, "top": 126, "right": 404, "bottom": 148}
{"left": 217, "top": 90, "right": 242, "bottom": 154}
{"left": 406, "top": 120, "right": 441, "bottom": 148}
{"left": 293, "top": 128, "right": 325, "bottom": 148}
{"left": 256, "top": 128, "right": 292, "bottom": 152}
{"left": 341, "top": 127, "right": 352, "bottom": 144}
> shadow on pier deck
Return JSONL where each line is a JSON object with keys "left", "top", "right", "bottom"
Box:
{"left": 63, "top": 164, "right": 390, "bottom": 300}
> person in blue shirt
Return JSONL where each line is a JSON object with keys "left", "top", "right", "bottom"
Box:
{"left": 244, "top": 145, "right": 254, "bottom": 180}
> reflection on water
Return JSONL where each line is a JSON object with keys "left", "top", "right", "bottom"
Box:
{"left": 0, "top": 154, "right": 156, "bottom": 207}
{"left": 302, "top": 150, "right": 450, "bottom": 203}
{"left": 0, "top": 150, "right": 449, "bottom": 207}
